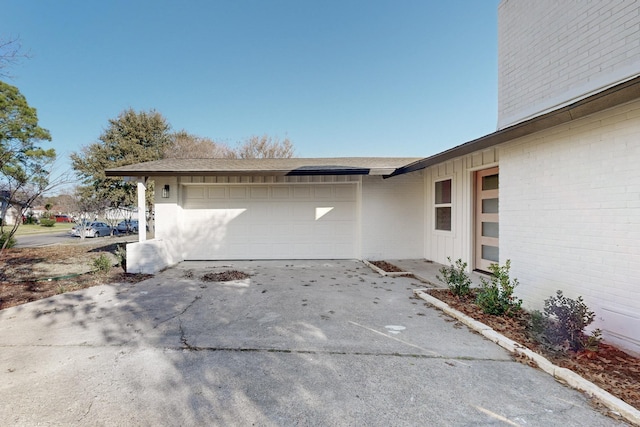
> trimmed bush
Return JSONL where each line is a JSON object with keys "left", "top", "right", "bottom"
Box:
{"left": 533, "top": 290, "right": 602, "bottom": 352}
{"left": 92, "top": 254, "right": 112, "bottom": 273}
{"left": 476, "top": 260, "right": 522, "bottom": 316}
{"left": 40, "top": 218, "right": 56, "bottom": 227}
{"left": 436, "top": 257, "right": 472, "bottom": 296}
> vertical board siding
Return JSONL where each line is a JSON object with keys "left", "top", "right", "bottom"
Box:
{"left": 423, "top": 148, "right": 499, "bottom": 267}
{"left": 179, "top": 175, "right": 360, "bottom": 184}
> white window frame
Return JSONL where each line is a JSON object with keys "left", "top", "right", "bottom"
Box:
{"left": 434, "top": 177, "right": 452, "bottom": 232}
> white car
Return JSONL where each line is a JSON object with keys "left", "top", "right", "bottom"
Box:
{"left": 70, "top": 221, "right": 114, "bottom": 238}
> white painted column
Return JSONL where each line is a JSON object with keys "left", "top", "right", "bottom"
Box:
{"left": 137, "top": 177, "right": 147, "bottom": 242}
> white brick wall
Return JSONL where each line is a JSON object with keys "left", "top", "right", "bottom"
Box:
{"left": 360, "top": 173, "right": 424, "bottom": 260}
{"left": 498, "top": 0, "right": 640, "bottom": 129}
{"left": 500, "top": 99, "right": 640, "bottom": 353}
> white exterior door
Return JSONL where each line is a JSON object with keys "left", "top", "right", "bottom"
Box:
{"left": 180, "top": 183, "right": 358, "bottom": 260}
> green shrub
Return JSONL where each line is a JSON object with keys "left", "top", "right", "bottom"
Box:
{"left": 92, "top": 254, "right": 112, "bottom": 273}
{"left": 40, "top": 218, "right": 56, "bottom": 227}
{"left": 527, "top": 309, "right": 547, "bottom": 343}
{"left": 475, "top": 260, "right": 522, "bottom": 316}
{"left": 114, "top": 244, "right": 127, "bottom": 271}
{"left": 0, "top": 232, "right": 17, "bottom": 248}
{"left": 436, "top": 257, "right": 472, "bottom": 296}
{"left": 537, "top": 290, "right": 601, "bottom": 352}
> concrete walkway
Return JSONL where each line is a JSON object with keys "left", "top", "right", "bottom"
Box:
{"left": 387, "top": 258, "right": 488, "bottom": 287}
{"left": 0, "top": 260, "right": 626, "bottom": 426}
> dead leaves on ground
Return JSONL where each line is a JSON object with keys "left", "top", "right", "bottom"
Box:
{"left": 427, "top": 289, "right": 640, "bottom": 411}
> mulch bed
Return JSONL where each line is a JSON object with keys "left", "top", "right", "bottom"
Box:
{"left": 427, "top": 289, "right": 640, "bottom": 412}
{"left": 201, "top": 270, "right": 251, "bottom": 282}
{"left": 368, "top": 260, "right": 405, "bottom": 273}
{"left": 0, "top": 244, "right": 152, "bottom": 310}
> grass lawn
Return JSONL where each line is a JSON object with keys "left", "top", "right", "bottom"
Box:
{"left": 11, "top": 223, "right": 75, "bottom": 236}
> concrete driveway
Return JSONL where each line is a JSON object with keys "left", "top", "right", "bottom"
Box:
{"left": 0, "top": 260, "right": 624, "bottom": 426}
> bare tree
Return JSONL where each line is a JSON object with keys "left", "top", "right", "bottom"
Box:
{"left": 0, "top": 166, "right": 73, "bottom": 250}
{"left": 0, "top": 36, "right": 30, "bottom": 78}
{"left": 164, "top": 132, "right": 296, "bottom": 159}
{"left": 164, "top": 131, "right": 234, "bottom": 159}
{"left": 231, "top": 135, "right": 295, "bottom": 159}
{"left": 43, "top": 193, "right": 77, "bottom": 215}
{"left": 67, "top": 186, "right": 110, "bottom": 240}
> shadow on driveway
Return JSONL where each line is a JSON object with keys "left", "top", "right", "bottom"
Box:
{"left": 0, "top": 260, "right": 625, "bottom": 426}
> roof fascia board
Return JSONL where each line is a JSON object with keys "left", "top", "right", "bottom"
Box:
{"left": 106, "top": 168, "right": 377, "bottom": 178}
{"left": 388, "top": 75, "right": 640, "bottom": 177}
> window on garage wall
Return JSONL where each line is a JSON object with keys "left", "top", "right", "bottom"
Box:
{"left": 434, "top": 178, "right": 452, "bottom": 231}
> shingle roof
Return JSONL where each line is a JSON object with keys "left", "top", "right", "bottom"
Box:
{"left": 105, "top": 75, "right": 640, "bottom": 181}
{"left": 104, "top": 157, "right": 423, "bottom": 177}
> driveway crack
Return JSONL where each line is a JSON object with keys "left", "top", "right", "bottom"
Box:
{"left": 153, "top": 295, "right": 202, "bottom": 329}
{"left": 77, "top": 397, "right": 94, "bottom": 422}
{"left": 179, "top": 317, "right": 199, "bottom": 351}
{"left": 163, "top": 346, "right": 511, "bottom": 361}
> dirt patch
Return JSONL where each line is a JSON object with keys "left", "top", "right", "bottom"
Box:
{"left": 202, "top": 270, "right": 251, "bottom": 282}
{"left": 0, "top": 243, "right": 152, "bottom": 310}
{"left": 427, "top": 289, "right": 640, "bottom": 412}
{"left": 368, "top": 260, "right": 405, "bottom": 273}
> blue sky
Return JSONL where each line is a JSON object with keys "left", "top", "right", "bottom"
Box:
{"left": 2, "top": 0, "right": 499, "bottom": 179}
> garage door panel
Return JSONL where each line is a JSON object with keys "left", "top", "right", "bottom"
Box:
{"left": 314, "top": 222, "right": 332, "bottom": 235}
{"left": 186, "top": 187, "right": 206, "bottom": 200}
{"left": 313, "top": 185, "right": 333, "bottom": 198}
{"left": 208, "top": 187, "right": 227, "bottom": 199}
{"left": 318, "top": 202, "right": 356, "bottom": 221}
{"left": 250, "top": 186, "right": 269, "bottom": 199}
{"left": 293, "top": 186, "right": 311, "bottom": 198}
{"left": 335, "top": 185, "right": 356, "bottom": 199}
{"left": 182, "top": 184, "right": 357, "bottom": 260}
{"left": 272, "top": 186, "right": 291, "bottom": 199}
{"left": 335, "top": 221, "right": 356, "bottom": 237}
{"left": 270, "top": 203, "right": 292, "bottom": 218}
{"left": 229, "top": 186, "right": 248, "bottom": 199}
{"left": 292, "top": 204, "right": 314, "bottom": 220}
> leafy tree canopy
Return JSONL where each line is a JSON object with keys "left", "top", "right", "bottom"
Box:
{"left": 0, "top": 80, "right": 52, "bottom": 167}
{"left": 0, "top": 80, "right": 55, "bottom": 247}
{"left": 71, "top": 108, "right": 171, "bottom": 209}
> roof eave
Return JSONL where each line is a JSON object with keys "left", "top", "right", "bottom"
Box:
{"left": 389, "top": 74, "right": 640, "bottom": 177}
{"left": 105, "top": 167, "right": 390, "bottom": 177}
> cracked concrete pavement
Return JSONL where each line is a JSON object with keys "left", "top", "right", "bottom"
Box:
{"left": 0, "top": 260, "right": 627, "bottom": 426}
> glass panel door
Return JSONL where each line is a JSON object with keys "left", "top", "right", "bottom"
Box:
{"left": 475, "top": 167, "right": 499, "bottom": 272}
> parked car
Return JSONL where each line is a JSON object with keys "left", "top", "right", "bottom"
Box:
{"left": 70, "top": 221, "right": 114, "bottom": 238}
{"left": 55, "top": 214, "right": 74, "bottom": 223}
{"left": 116, "top": 219, "right": 139, "bottom": 233}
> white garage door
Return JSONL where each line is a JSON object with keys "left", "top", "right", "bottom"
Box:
{"left": 180, "top": 183, "right": 358, "bottom": 260}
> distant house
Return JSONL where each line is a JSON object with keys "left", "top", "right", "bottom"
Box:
{"left": 0, "top": 191, "right": 23, "bottom": 226}
{"left": 107, "top": 1, "right": 640, "bottom": 355}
